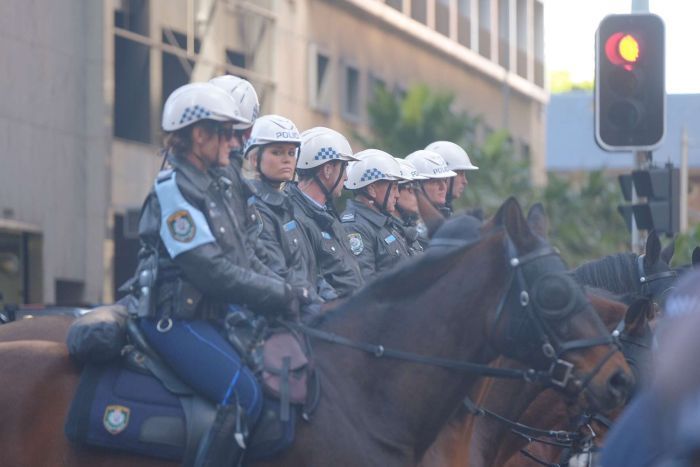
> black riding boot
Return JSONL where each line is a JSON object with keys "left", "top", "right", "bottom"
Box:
{"left": 192, "top": 403, "right": 247, "bottom": 467}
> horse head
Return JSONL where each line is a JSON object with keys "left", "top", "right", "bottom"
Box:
{"left": 433, "top": 198, "right": 633, "bottom": 412}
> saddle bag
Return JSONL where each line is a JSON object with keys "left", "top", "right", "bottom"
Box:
{"left": 66, "top": 304, "right": 129, "bottom": 363}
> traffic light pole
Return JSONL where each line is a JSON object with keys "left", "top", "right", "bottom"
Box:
{"left": 632, "top": 150, "right": 653, "bottom": 252}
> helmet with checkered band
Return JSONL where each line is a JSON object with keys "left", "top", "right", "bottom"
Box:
{"left": 405, "top": 150, "right": 457, "bottom": 179}
{"left": 425, "top": 141, "right": 479, "bottom": 171}
{"left": 209, "top": 75, "right": 260, "bottom": 130}
{"left": 244, "top": 114, "right": 301, "bottom": 155}
{"left": 298, "top": 127, "right": 360, "bottom": 170}
{"left": 162, "top": 82, "right": 247, "bottom": 132}
{"left": 395, "top": 158, "right": 428, "bottom": 184}
{"left": 344, "top": 149, "right": 407, "bottom": 190}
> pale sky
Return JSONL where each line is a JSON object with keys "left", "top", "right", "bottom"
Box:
{"left": 544, "top": 0, "right": 700, "bottom": 94}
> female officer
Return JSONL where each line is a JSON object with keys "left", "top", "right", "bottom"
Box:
{"left": 425, "top": 141, "right": 479, "bottom": 217}
{"left": 244, "top": 115, "right": 320, "bottom": 315}
{"left": 135, "top": 83, "right": 306, "bottom": 466}
{"left": 341, "top": 150, "right": 411, "bottom": 277}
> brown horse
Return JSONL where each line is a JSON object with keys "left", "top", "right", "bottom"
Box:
{"left": 0, "top": 198, "right": 631, "bottom": 467}
{"left": 418, "top": 291, "right": 652, "bottom": 467}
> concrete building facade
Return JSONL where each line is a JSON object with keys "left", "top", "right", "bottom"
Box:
{"left": 0, "top": 0, "right": 546, "bottom": 305}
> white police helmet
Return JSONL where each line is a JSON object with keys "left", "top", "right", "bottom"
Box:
{"left": 244, "top": 114, "right": 302, "bottom": 155}
{"left": 405, "top": 150, "right": 457, "bottom": 179}
{"left": 298, "top": 127, "right": 360, "bottom": 170}
{"left": 345, "top": 149, "right": 407, "bottom": 190}
{"left": 209, "top": 75, "right": 260, "bottom": 130}
{"left": 395, "top": 158, "right": 428, "bottom": 184}
{"left": 162, "top": 82, "right": 244, "bottom": 132}
{"left": 425, "top": 141, "right": 479, "bottom": 170}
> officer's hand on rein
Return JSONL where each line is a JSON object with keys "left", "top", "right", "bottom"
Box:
{"left": 282, "top": 284, "right": 311, "bottom": 321}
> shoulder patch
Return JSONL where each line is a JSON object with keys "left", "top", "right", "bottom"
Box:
{"left": 154, "top": 173, "right": 216, "bottom": 258}
{"left": 167, "top": 210, "right": 197, "bottom": 242}
{"left": 348, "top": 233, "right": 364, "bottom": 256}
{"left": 341, "top": 212, "right": 355, "bottom": 223}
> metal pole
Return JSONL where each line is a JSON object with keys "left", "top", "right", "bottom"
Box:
{"left": 681, "top": 126, "right": 689, "bottom": 232}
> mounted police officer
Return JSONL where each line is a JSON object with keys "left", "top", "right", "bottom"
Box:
{"left": 405, "top": 149, "right": 457, "bottom": 214}
{"left": 244, "top": 115, "right": 321, "bottom": 315}
{"left": 425, "top": 141, "right": 479, "bottom": 218}
{"left": 286, "top": 127, "right": 364, "bottom": 300}
{"left": 392, "top": 158, "right": 427, "bottom": 255}
{"left": 341, "top": 150, "right": 411, "bottom": 277}
{"left": 133, "top": 82, "right": 308, "bottom": 467}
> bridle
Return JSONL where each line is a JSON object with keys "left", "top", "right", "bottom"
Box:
{"left": 637, "top": 254, "right": 677, "bottom": 302}
{"left": 292, "top": 233, "right": 620, "bottom": 391}
{"left": 491, "top": 239, "right": 619, "bottom": 392}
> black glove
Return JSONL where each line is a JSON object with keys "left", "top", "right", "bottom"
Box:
{"left": 282, "top": 284, "right": 311, "bottom": 321}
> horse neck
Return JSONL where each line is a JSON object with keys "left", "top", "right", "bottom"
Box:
{"left": 572, "top": 253, "right": 638, "bottom": 296}
{"left": 318, "top": 233, "right": 510, "bottom": 456}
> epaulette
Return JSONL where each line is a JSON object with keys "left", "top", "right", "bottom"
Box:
{"left": 156, "top": 168, "right": 174, "bottom": 183}
{"left": 340, "top": 212, "right": 355, "bottom": 223}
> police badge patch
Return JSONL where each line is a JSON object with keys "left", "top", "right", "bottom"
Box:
{"left": 103, "top": 404, "right": 130, "bottom": 435}
{"left": 348, "top": 233, "right": 364, "bottom": 255}
{"left": 167, "top": 210, "right": 196, "bottom": 242}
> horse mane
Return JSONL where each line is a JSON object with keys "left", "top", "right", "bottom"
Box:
{"left": 317, "top": 230, "right": 502, "bottom": 327}
{"left": 571, "top": 253, "right": 638, "bottom": 295}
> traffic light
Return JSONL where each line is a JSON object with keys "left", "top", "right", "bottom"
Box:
{"left": 595, "top": 14, "right": 665, "bottom": 151}
{"left": 617, "top": 165, "right": 680, "bottom": 236}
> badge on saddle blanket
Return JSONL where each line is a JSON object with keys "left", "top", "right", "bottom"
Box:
{"left": 103, "top": 404, "right": 130, "bottom": 435}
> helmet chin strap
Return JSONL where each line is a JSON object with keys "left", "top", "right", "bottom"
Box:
{"left": 312, "top": 163, "right": 345, "bottom": 215}
{"left": 445, "top": 177, "right": 455, "bottom": 211}
{"left": 255, "top": 146, "right": 284, "bottom": 188}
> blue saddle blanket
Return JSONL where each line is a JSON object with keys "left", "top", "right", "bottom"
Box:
{"left": 65, "top": 363, "right": 295, "bottom": 462}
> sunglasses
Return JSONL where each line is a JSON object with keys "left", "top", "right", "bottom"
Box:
{"left": 217, "top": 125, "right": 235, "bottom": 140}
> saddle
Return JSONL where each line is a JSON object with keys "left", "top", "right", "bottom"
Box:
{"left": 65, "top": 316, "right": 318, "bottom": 464}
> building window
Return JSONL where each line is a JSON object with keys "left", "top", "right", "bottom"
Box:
{"left": 411, "top": 0, "right": 427, "bottom": 24}
{"left": 457, "top": 0, "right": 471, "bottom": 48}
{"left": 498, "top": 0, "right": 510, "bottom": 69}
{"left": 342, "top": 64, "right": 361, "bottom": 120}
{"left": 309, "top": 45, "right": 332, "bottom": 113}
{"left": 386, "top": 0, "right": 403, "bottom": 11}
{"left": 113, "top": 0, "right": 151, "bottom": 144}
{"left": 161, "top": 28, "right": 201, "bottom": 109}
{"left": 226, "top": 49, "right": 246, "bottom": 69}
{"left": 516, "top": 0, "right": 528, "bottom": 78}
{"left": 435, "top": 0, "right": 450, "bottom": 36}
{"left": 478, "top": 0, "right": 491, "bottom": 58}
{"left": 534, "top": 1, "right": 544, "bottom": 87}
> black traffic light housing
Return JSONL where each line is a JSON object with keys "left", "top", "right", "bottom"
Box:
{"left": 617, "top": 164, "right": 680, "bottom": 236}
{"left": 595, "top": 14, "right": 665, "bottom": 151}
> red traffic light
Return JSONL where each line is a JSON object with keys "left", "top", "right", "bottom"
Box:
{"left": 605, "top": 32, "right": 640, "bottom": 70}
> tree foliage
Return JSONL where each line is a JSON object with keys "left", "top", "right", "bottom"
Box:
{"left": 358, "top": 83, "right": 629, "bottom": 265}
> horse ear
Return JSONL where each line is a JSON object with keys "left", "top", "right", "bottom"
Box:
{"left": 496, "top": 197, "right": 536, "bottom": 250}
{"left": 526, "top": 203, "right": 549, "bottom": 239}
{"left": 624, "top": 298, "right": 654, "bottom": 338}
{"left": 660, "top": 238, "right": 675, "bottom": 265}
{"left": 692, "top": 247, "right": 700, "bottom": 267}
{"left": 415, "top": 189, "right": 445, "bottom": 237}
{"left": 644, "top": 230, "right": 661, "bottom": 268}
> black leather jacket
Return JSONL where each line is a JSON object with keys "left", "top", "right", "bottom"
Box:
{"left": 340, "top": 199, "right": 411, "bottom": 278}
{"left": 286, "top": 183, "right": 364, "bottom": 299}
{"left": 390, "top": 215, "right": 424, "bottom": 256}
{"left": 247, "top": 180, "right": 317, "bottom": 299}
{"left": 137, "top": 156, "right": 288, "bottom": 320}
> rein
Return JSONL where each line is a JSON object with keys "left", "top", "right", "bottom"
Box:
{"left": 291, "top": 322, "right": 552, "bottom": 383}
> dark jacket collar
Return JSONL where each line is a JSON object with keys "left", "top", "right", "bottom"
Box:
{"left": 346, "top": 199, "right": 390, "bottom": 228}
{"left": 168, "top": 154, "right": 214, "bottom": 193}
{"left": 249, "top": 179, "right": 286, "bottom": 206}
